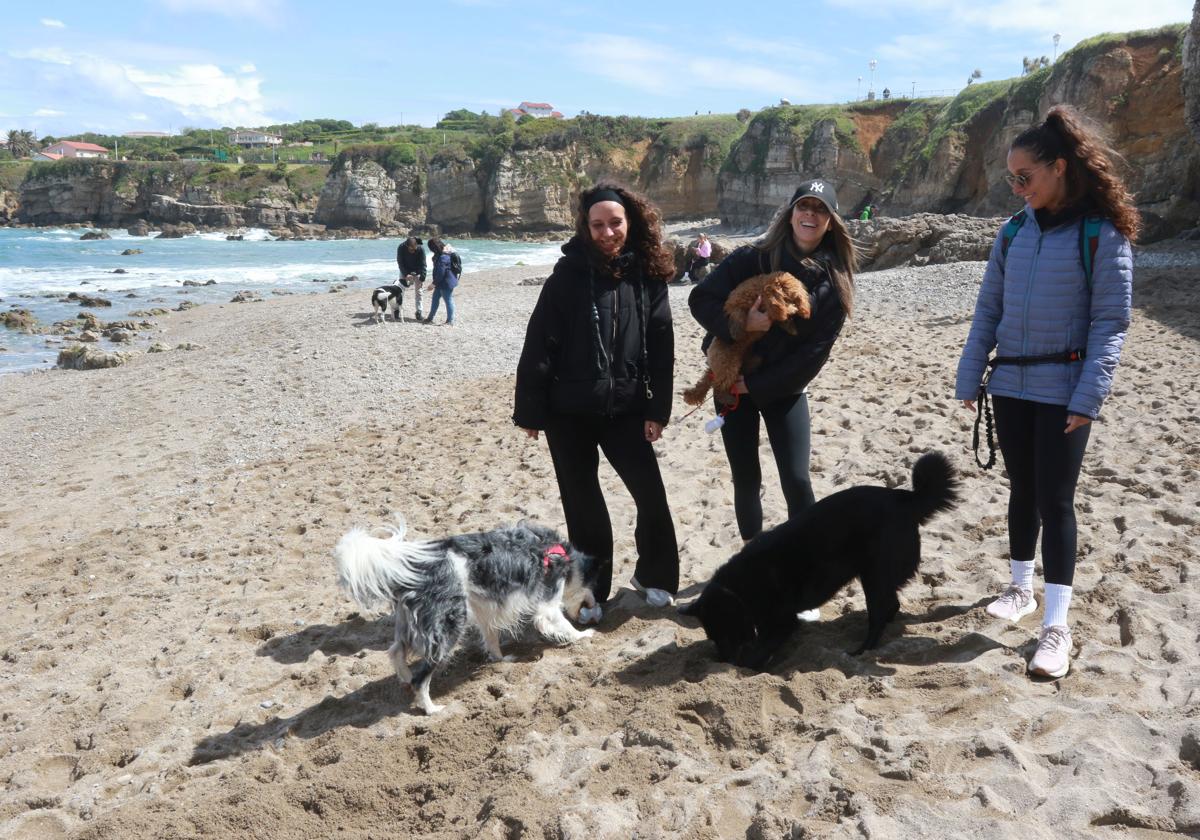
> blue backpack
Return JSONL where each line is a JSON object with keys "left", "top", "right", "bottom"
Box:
{"left": 1000, "top": 209, "right": 1104, "bottom": 290}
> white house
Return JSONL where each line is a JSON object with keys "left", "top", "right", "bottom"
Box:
{"left": 512, "top": 101, "right": 563, "bottom": 119}
{"left": 37, "top": 140, "right": 110, "bottom": 159}
{"left": 228, "top": 130, "right": 283, "bottom": 148}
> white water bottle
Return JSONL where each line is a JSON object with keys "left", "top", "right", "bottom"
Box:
{"left": 704, "top": 416, "right": 725, "bottom": 434}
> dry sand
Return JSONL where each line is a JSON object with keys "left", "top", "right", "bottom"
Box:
{"left": 1, "top": 254, "right": 1198, "bottom": 839}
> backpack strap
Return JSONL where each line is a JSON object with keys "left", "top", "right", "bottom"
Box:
{"left": 1079, "top": 215, "right": 1103, "bottom": 292}
{"left": 999, "top": 209, "right": 1026, "bottom": 263}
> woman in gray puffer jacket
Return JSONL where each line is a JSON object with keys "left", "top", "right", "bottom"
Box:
{"left": 955, "top": 106, "right": 1138, "bottom": 680}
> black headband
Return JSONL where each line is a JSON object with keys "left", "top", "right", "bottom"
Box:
{"left": 583, "top": 188, "right": 626, "bottom": 211}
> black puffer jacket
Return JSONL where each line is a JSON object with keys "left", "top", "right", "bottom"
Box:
{"left": 397, "top": 244, "right": 426, "bottom": 279}
{"left": 513, "top": 239, "right": 674, "bottom": 430}
{"left": 688, "top": 243, "right": 847, "bottom": 406}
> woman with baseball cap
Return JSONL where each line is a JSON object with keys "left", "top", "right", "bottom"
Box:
{"left": 688, "top": 179, "right": 857, "bottom": 617}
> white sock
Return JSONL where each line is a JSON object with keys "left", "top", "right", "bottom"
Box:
{"left": 1010, "top": 559, "right": 1035, "bottom": 592}
{"left": 1043, "top": 583, "right": 1073, "bottom": 627}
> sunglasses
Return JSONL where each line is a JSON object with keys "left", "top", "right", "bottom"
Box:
{"left": 1004, "top": 162, "right": 1051, "bottom": 188}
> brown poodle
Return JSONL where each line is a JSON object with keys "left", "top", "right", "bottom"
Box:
{"left": 682, "top": 271, "right": 812, "bottom": 406}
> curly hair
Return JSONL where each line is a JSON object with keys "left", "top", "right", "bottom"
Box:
{"left": 757, "top": 194, "right": 857, "bottom": 317}
{"left": 572, "top": 180, "right": 676, "bottom": 282}
{"left": 1011, "top": 105, "right": 1141, "bottom": 242}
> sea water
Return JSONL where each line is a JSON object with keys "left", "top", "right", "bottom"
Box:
{"left": 0, "top": 227, "right": 565, "bottom": 374}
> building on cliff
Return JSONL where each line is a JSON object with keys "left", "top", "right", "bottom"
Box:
{"left": 228, "top": 130, "right": 283, "bottom": 148}
{"left": 507, "top": 101, "right": 563, "bottom": 119}
{"left": 34, "top": 140, "right": 110, "bottom": 160}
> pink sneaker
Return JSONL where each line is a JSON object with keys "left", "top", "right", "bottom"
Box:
{"left": 986, "top": 585, "right": 1037, "bottom": 622}
{"left": 1029, "top": 624, "right": 1073, "bottom": 678}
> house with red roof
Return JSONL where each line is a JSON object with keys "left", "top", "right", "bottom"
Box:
{"left": 36, "top": 140, "right": 110, "bottom": 160}
{"left": 511, "top": 101, "right": 563, "bottom": 119}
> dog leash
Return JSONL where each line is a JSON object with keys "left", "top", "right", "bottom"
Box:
{"left": 973, "top": 349, "right": 1085, "bottom": 470}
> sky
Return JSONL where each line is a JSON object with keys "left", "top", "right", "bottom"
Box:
{"left": 0, "top": 0, "right": 1194, "bottom": 139}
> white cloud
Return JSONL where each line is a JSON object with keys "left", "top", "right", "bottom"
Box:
{"left": 34, "top": 108, "right": 65, "bottom": 117}
{"left": 40, "top": 18, "right": 66, "bottom": 28}
{"left": 11, "top": 48, "right": 275, "bottom": 130}
{"left": 239, "top": 63, "right": 257, "bottom": 73}
{"left": 155, "top": 0, "right": 283, "bottom": 24}
{"left": 570, "top": 34, "right": 813, "bottom": 100}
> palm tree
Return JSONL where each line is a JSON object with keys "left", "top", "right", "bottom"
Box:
{"left": 6, "top": 129, "right": 36, "bottom": 158}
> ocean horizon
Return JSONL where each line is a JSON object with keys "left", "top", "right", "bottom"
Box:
{"left": 0, "top": 227, "right": 566, "bottom": 375}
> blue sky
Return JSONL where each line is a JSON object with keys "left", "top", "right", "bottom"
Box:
{"left": 1, "top": 0, "right": 1193, "bottom": 138}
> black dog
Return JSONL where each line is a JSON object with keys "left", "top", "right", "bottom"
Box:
{"left": 679, "top": 452, "right": 959, "bottom": 670}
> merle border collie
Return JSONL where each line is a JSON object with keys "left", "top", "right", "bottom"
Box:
{"left": 370, "top": 283, "right": 407, "bottom": 322}
{"left": 680, "top": 452, "right": 960, "bottom": 670}
{"left": 334, "top": 517, "right": 599, "bottom": 714}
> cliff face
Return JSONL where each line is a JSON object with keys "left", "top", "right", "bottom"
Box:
{"left": 718, "top": 28, "right": 1197, "bottom": 239}
{"left": 1184, "top": 1, "right": 1200, "bottom": 144}
{"left": 314, "top": 159, "right": 422, "bottom": 230}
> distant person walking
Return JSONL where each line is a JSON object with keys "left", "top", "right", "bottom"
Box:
{"left": 955, "top": 105, "right": 1138, "bottom": 679}
{"left": 397, "top": 236, "right": 427, "bottom": 321}
{"left": 513, "top": 180, "right": 679, "bottom": 611}
{"left": 424, "top": 238, "right": 458, "bottom": 326}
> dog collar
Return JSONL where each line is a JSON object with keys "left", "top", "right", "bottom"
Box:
{"left": 543, "top": 544, "right": 567, "bottom": 570}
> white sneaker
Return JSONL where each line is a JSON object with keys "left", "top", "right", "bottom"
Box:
{"left": 630, "top": 577, "right": 674, "bottom": 608}
{"left": 986, "top": 585, "right": 1037, "bottom": 622}
{"left": 796, "top": 608, "right": 820, "bottom": 622}
{"left": 1029, "top": 624, "right": 1073, "bottom": 678}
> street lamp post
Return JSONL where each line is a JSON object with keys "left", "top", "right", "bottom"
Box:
{"left": 868, "top": 59, "right": 878, "bottom": 100}
{"left": 1053, "top": 33, "right": 1061, "bottom": 63}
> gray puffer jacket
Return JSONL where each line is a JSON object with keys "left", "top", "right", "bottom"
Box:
{"left": 954, "top": 207, "right": 1132, "bottom": 419}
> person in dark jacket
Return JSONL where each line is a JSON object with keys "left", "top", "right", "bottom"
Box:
{"left": 424, "top": 237, "right": 458, "bottom": 326}
{"left": 955, "top": 106, "right": 1138, "bottom": 679}
{"left": 397, "top": 236, "right": 427, "bottom": 321}
{"left": 688, "top": 178, "right": 856, "bottom": 611}
{"left": 513, "top": 180, "right": 678, "bottom": 612}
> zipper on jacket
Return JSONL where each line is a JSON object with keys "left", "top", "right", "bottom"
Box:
{"left": 1019, "top": 232, "right": 1044, "bottom": 398}
{"left": 605, "top": 284, "right": 618, "bottom": 416}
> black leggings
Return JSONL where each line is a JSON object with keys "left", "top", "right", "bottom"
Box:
{"left": 544, "top": 414, "right": 679, "bottom": 603}
{"left": 718, "top": 391, "right": 815, "bottom": 540}
{"left": 992, "top": 395, "right": 1092, "bottom": 586}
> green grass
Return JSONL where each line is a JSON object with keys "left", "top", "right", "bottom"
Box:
{"left": 0, "top": 161, "right": 32, "bottom": 191}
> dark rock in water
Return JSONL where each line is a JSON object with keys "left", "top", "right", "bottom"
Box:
{"left": 66, "top": 292, "right": 113, "bottom": 307}
{"left": 343, "top": 275, "right": 359, "bottom": 283}
{"left": 112, "top": 268, "right": 127, "bottom": 274}
{"left": 205, "top": 279, "right": 217, "bottom": 285}
{"left": 230, "top": 290, "right": 263, "bottom": 303}
{"left": 56, "top": 344, "right": 133, "bottom": 370}
{"left": 125, "top": 292, "right": 138, "bottom": 298}
{"left": 80, "top": 231, "right": 111, "bottom": 241}
{"left": 127, "top": 221, "right": 152, "bottom": 237}
{"left": 227, "top": 234, "right": 244, "bottom": 241}
{"left": 182, "top": 280, "right": 204, "bottom": 287}
{"left": 121, "top": 248, "right": 143, "bottom": 256}
{"left": 155, "top": 222, "right": 196, "bottom": 239}
{"left": 2, "top": 309, "right": 39, "bottom": 333}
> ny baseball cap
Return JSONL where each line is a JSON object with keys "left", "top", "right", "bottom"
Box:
{"left": 789, "top": 179, "right": 839, "bottom": 214}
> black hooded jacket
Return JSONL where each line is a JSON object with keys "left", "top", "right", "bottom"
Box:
{"left": 513, "top": 238, "right": 674, "bottom": 430}
{"left": 397, "top": 243, "right": 427, "bottom": 279}
{"left": 688, "top": 243, "right": 847, "bottom": 406}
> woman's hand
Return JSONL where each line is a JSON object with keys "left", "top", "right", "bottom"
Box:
{"left": 731, "top": 376, "right": 749, "bottom": 396}
{"left": 1065, "top": 414, "right": 1091, "bottom": 434}
{"left": 520, "top": 427, "right": 539, "bottom": 440}
{"left": 745, "top": 295, "right": 770, "bottom": 333}
{"left": 962, "top": 399, "right": 975, "bottom": 411}
{"left": 644, "top": 421, "right": 663, "bottom": 443}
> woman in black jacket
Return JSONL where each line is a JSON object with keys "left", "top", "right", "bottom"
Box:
{"left": 689, "top": 179, "right": 856, "bottom": 554}
{"left": 513, "top": 181, "right": 678, "bottom": 611}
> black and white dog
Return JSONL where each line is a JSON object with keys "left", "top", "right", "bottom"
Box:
{"left": 370, "top": 282, "right": 408, "bottom": 322}
{"left": 334, "top": 517, "right": 600, "bottom": 714}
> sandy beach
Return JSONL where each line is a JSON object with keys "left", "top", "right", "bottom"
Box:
{"left": 1, "top": 252, "right": 1198, "bottom": 839}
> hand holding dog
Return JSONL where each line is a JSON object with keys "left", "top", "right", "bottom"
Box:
{"left": 745, "top": 295, "right": 771, "bottom": 333}
{"left": 644, "top": 420, "right": 663, "bottom": 442}
{"left": 521, "top": 427, "right": 539, "bottom": 440}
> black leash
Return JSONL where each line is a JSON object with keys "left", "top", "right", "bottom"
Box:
{"left": 973, "top": 349, "right": 1085, "bottom": 470}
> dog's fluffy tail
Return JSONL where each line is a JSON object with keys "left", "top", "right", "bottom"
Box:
{"left": 333, "top": 515, "right": 443, "bottom": 612}
{"left": 909, "top": 452, "right": 960, "bottom": 525}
